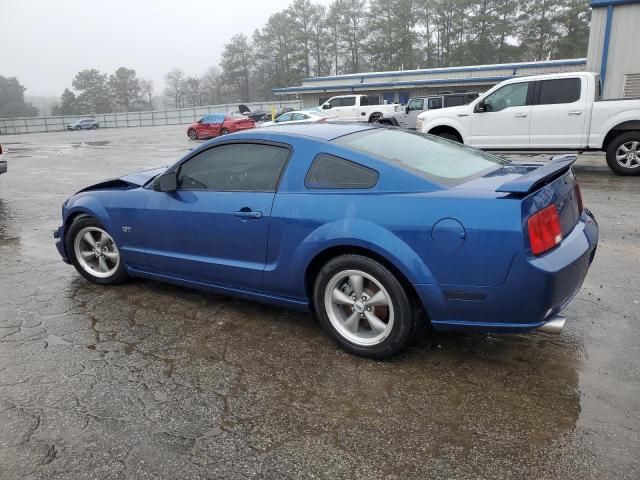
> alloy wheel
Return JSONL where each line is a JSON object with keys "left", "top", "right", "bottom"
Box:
{"left": 323, "top": 269, "right": 394, "bottom": 346}
{"left": 73, "top": 227, "right": 120, "bottom": 279}
{"left": 616, "top": 141, "right": 640, "bottom": 169}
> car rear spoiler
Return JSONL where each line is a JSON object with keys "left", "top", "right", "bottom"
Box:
{"left": 496, "top": 155, "right": 577, "bottom": 194}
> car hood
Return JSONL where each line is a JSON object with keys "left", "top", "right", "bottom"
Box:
{"left": 419, "top": 105, "right": 469, "bottom": 119}
{"left": 76, "top": 166, "right": 168, "bottom": 194}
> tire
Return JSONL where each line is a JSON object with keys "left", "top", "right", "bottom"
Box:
{"left": 368, "top": 113, "right": 382, "bottom": 123}
{"left": 75, "top": 126, "right": 82, "bottom": 131}
{"left": 606, "top": 132, "right": 640, "bottom": 176}
{"left": 65, "top": 216, "right": 128, "bottom": 285}
{"left": 188, "top": 129, "right": 198, "bottom": 140}
{"left": 313, "top": 254, "right": 416, "bottom": 359}
{"left": 437, "top": 131, "right": 461, "bottom": 143}
{"left": 220, "top": 128, "right": 230, "bottom": 135}
{"left": 91, "top": 124, "right": 98, "bottom": 130}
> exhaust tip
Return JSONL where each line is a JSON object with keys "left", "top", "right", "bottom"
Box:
{"left": 537, "top": 315, "right": 566, "bottom": 334}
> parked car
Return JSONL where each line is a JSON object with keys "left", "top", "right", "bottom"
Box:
{"left": 0, "top": 144, "right": 6, "bottom": 176}
{"left": 260, "top": 110, "right": 332, "bottom": 127}
{"left": 55, "top": 123, "right": 597, "bottom": 359}
{"left": 377, "top": 93, "right": 478, "bottom": 129}
{"left": 187, "top": 114, "right": 255, "bottom": 140}
{"left": 67, "top": 119, "right": 99, "bottom": 131}
{"left": 320, "top": 94, "right": 402, "bottom": 123}
{"left": 416, "top": 71, "right": 640, "bottom": 175}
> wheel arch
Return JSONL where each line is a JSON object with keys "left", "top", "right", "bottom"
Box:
{"left": 427, "top": 125, "right": 464, "bottom": 143}
{"left": 602, "top": 120, "right": 640, "bottom": 150}
{"left": 368, "top": 112, "right": 383, "bottom": 122}
{"left": 304, "top": 244, "right": 429, "bottom": 321}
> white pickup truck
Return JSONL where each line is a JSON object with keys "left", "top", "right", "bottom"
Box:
{"left": 0, "top": 144, "right": 6, "bottom": 176}
{"left": 416, "top": 72, "right": 640, "bottom": 175}
{"left": 320, "top": 94, "right": 401, "bottom": 123}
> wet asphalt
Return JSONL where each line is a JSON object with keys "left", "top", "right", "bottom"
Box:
{"left": 0, "top": 126, "right": 638, "bottom": 479}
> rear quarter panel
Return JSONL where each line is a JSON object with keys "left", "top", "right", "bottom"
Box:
{"left": 265, "top": 136, "right": 524, "bottom": 301}
{"left": 589, "top": 99, "right": 640, "bottom": 148}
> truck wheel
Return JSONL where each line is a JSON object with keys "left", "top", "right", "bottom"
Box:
{"left": 368, "top": 113, "right": 382, "bottom": 123}
{"left": 606, "top": 132, "right": 640, "bottom": 176}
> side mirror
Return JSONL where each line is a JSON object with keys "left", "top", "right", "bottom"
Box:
{"left": 322, "top": 104, "right": 331, "bottom": 110}
{"left": 155, "top": 171, "right": 177, "bottom": 192}
{"left": 405, "top": 106, "right": 410, "bottom": 114}
{"left": 474, "top": 101, "right": 486, "bottom": 113}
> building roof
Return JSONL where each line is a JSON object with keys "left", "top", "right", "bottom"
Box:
{"left": 274, "top": 58, "right": 587, "bottom": 95}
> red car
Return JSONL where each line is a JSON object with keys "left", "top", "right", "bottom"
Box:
{"left": 187, "top": 114, "right": 255, "bottom": 140}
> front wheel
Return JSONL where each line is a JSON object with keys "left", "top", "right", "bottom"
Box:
{"left": 188, "top": 129, "right": 198, "bottom": 140}
{"left": 75, "top": 126, "right": 82, "bottom": 131}
{"left": 313, "top": 255, "right": 416, "bottom": 359}
{"left": 368, "top": 113, "right": 382, "bottom": 123}
{"left": 606, "top": 132, "right": 640, "bottom": 176}
{"left": 66, "top": 216, "right": 128, "bottom": 285}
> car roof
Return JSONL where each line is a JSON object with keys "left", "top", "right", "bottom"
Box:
{"left": 245, "top": 122, "right": 375, "bottom": 141}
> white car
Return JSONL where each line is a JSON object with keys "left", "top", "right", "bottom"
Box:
{"left": 416, "top": 71, "right": 640, "bottom": 176}
{"left": 261, "top": 110, "right": 332, "bottom": 127}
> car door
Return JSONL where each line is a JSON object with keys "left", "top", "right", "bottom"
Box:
{"left": 403, "top": 98, "right": 425, "bottom": 129}
{"left": 291, "top": 113, "right": 310, "bottom": 124}
{"left": 274, "top": 113, "right": 293, "bottom": 124}
{"left": 143, "top": 142, "right": 291, "bottom": 291}
{"left": 529, "top": 77, "right": 587, "bottom": 148}
{"left": 469, "top": 81, "right": 532, "bottom": 149}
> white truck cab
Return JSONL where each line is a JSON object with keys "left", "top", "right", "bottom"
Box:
{"left": 416, "top": 72, "right": 640, "bottom": 175}
{"left": 320, "top": 94, "right": 401, "bottom": 123}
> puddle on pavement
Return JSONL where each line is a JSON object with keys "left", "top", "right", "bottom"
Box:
{"left": 85, "top": 141, "right": 111, "bottom": 147}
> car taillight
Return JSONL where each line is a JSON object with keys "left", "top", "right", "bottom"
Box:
{"left": 575, "top": 183, "right": 583, "bottom": 213}
{"left": 528, "top": 204, "right": 562, "bottom": 256}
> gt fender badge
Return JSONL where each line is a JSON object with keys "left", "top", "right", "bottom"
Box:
{"left": 122, "top": 226, "right": 132, "bottom": 233}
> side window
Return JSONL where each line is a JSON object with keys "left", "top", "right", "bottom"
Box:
{"left": 483, "top": 82, "right": 529, "bottom": 112}
{"left": 407, "top": 98, "right": 424, "bottom": 111}
{"left": 275, "top": 113, "right": 292, "bottom": 123}
{"left": 305, "top": 153, "right": 379, "bottom": 189}
{"left": 365, "top": 95, "right": 380, "bottom": 105}
{"left": 341, "top": 96, "right": 356, "bottom": 107}
{"left": 428, "top": 97, "right": 443, "bottom": 109}
{"left": 177, "top": 143, "right": 290, "bottom": 192}
{"left": 292, "top": 113, "right": 307, "bottom": 121}
{"left": 444, "top": 95, "right": 465, "bottom": 107}
{"left": 327, "top": 98, "right": 343, "bottom": 108}
{"left": 537, "top": 78, "right": 581, "bottom": 105}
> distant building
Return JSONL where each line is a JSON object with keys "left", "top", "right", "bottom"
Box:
{"left": 587, "top": 0, "right": 640, "bottom": 99}
{"left": 273, "top": 59, "right": 587, "bottom": 108}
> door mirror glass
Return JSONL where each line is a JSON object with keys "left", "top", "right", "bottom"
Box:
{"left": 474, "top": 101, "right": 485, "bottom": 113}
{"left": 155, "top": 171, "right": 177, "bottom": 192}
{"left": 322, "top": 103, "right": 331, "bottom": 110}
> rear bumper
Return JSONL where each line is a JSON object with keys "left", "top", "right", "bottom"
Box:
{"left": 0, "top": 160, "right": 6, "bottom": 175}
{"left": 416, "top": 209, "right": 598, "bottom": 333}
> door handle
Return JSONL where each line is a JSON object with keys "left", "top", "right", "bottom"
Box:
{"left": 234, "top": 209, "right": 263, "bottom": 219}
{"left": 569, "top": 111, "right": 583, "bottom": 116}
{"left": 515, "top": 113, "right": 528, "bottom": 118}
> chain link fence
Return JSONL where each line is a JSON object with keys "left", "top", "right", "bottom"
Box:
{"left": 0, "top": 100, "right": 302, "bottom": 135}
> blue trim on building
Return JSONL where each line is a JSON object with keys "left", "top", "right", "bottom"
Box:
{"left": 600, "top": 3, "right": 614, "bottom": 84}
{"left": 300, "top": 59, "right": 586, "bottom": 83}
{"left": 591, "top": 0, "right": 640, "bottom": 7}
{"left": 273, "top": 75, "right": 518, "bottom": 94}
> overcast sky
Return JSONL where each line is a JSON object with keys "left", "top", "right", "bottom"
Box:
{"left": 1, "top": 0, "right": 333, "bottom": 97}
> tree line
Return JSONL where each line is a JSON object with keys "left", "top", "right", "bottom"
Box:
{"left": 217, "top": 0, "right": 591, "bottom": 102}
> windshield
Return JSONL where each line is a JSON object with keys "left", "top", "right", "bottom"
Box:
{"left": 334, "top": 128, "right": 508, "bottom": 186}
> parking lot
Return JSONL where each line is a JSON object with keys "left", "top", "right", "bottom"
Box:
{"left": 0, "top": 126, "right": 638, "bottom": 479}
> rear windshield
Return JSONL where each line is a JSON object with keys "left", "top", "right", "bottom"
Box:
{"left": 333, "top": 129, "right": 507, "bottom": 186}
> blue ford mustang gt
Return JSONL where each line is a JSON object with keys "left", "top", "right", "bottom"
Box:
{"left": 55, "top": 123, "right": 598, "bottom": 358}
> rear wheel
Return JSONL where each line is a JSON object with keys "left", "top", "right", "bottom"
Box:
{"left": 606, "top": 132, "right": 640, "bottom": 176}
{"left": 91, "top": 124, "right": 98, "bottom": 130}
{"left": 66, "top": 216, "right": 127, "bottom": 285}
{"left": 368, "top": 113, "right": 382, "bottom": 123}
{"left": 75, "top": 126, "right": 82, "bottom": 131}
{"left": 313, "top": 255, "right": 416, "bottom": 359}
{"left": 188, "top": 129, "right": 197, "bottom": 140}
